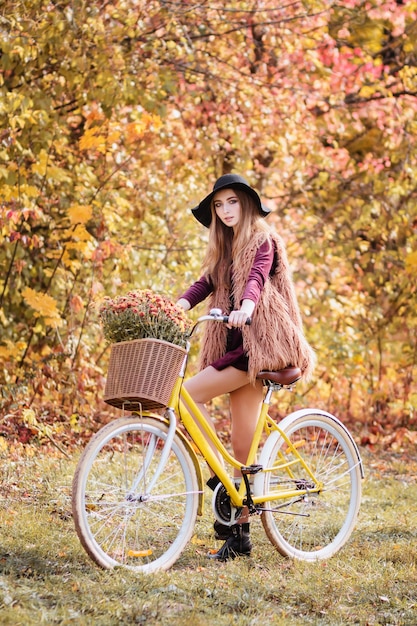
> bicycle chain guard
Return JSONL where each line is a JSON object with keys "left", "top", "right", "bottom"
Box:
{"left": 212, "top": 483, "right": 242, "bottom": 526}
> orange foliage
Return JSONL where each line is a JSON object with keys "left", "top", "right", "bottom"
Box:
{"left": 0, "top": 0, "right": 416, "bottom": 451}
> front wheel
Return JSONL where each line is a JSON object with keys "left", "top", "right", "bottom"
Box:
{"left": 72, "top": 416, "right": 200, "bottom": 574}
{"left": 256, "top": 410, "right": 362, "bottom": 561}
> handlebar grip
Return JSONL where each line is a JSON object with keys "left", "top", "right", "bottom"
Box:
{"left": 222, "top": 315, "right": 252, "bottom": 325}
{"left": 209, "top": 309, "right": 251, "bottom": 325}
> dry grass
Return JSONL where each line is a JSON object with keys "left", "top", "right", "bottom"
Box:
{"left": 0, "top": 447, "right": 416, "bottom": 625}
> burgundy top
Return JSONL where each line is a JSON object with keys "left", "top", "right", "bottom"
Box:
{"left": 180, "top": 240, "right": 275, "bottom": 371}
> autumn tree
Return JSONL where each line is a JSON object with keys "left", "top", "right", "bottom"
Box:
{"left": 0, "top": 0, "right": 416, "bottom": 446}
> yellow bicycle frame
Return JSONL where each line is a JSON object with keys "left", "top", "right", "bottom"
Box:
{"left": 166, "top": 365, "right": 323, "bottom": 510}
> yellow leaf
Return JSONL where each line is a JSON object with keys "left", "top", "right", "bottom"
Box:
{"left": 85, "top": 106, "right": 105, "bottom": 124}
{"left": 72, "top": 224, "right": 93, "bottom": 241}
{"left": 31, "top": 149, "right": 49, "bottom": 175}
{"left": 61, "top": 251, "right": 82, "bottom": 270}
{"left": 68, "top": 204, "right": 93, "bottom": 225}
{"left": 66, "top": 241, "right": 91, "bottom": 253}
{"left": 108, "top": 130, "right": 121, "bottom": 144}
{"left": 20, "top": 184, "right": 40, "bottom": 198}
{"left": 44, "top": 316, "right": 63, "bottom": 328}
{"left": 1, "top": 185, "right": 18, "bottom": 200}
{"left": 126, "top": 121, "right": 147, "bottom": 142}
{"left": 127, "top": 549, "right": 153, "bottom": 558}
{"left": 79, "top": 127, "right": 106, "bottom": 153}
{"left": 146, "top": 112, "right": 162, "bottom": 131}
{"left": 15, "top": 341, "right": 26, "bottom": 353}
{"left": 404, "top": 41, "right": 415, "bottom": 53}
{"left": 0, "top": 346, "right": 11, "bottom": 359}
{"left": 0, "top": 338, "right": 24, "bottom": 359}
{"left": 405, "top": 251, "right": 417, "bottom": 274}
{"left": 22, "top": 287, "right": 60, "bottom": 320}
{"left": 22, "top": 408, "right": 37, "bottom": 426}
{"left": 359, "top": 85, "right": 376, "bottom": 99}
{"left": 0, "top": 307, "right": 7, "bottom": 326}
{"left": 191, "top": 535, "right": 207, "bottom": 546}
{"left": 63, "top": 224, "right": 94, "bottom": 246}
{"left": 126, "top": 113, "right": 162, "bottom": 143}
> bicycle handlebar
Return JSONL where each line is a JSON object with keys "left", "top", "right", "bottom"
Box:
{"left": 207, "top": 308, "right": 252, "bottom": 326}
{"left": 188, "top": 308, "right": 251, "bottom": 337}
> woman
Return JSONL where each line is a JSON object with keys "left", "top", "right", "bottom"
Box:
{"left": 176, "top": 173, "right": 315, "bottom": 561}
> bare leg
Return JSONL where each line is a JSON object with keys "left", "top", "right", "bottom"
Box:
{"left": 184, "top": 364, "right": 263, "bottom": 489}
{"left": 184, "top": 366, "right": 264, "bottom": 561}
{"left": 184, "top": 365, "right": 254, "bottom": 404}
{"left": 183, "top": 366, "right": 254, "bottom": 469}
{"left": 229, "top": 379, "right": 263, "bottom": 474}
{"left": 229, "top": 379, "right": 263, "bottom": 523}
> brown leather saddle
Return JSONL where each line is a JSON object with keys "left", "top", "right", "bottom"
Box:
{"left": 256, "top": 366, "right": 301, "bottom": 386}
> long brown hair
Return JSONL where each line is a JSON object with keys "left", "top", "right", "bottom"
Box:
{"left": 201, "top": 188, "right": 272, "bottom": 291}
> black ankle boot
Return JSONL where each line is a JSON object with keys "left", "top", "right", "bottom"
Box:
{"left": 213, "top": 520, "right": 232, "bottom": 540}
{"left": 209, "top": 523, "right": 252, "bottom": 561}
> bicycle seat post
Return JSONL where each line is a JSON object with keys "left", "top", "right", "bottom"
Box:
{"left": 264, "top": 383, "right": 276, "bottom": 405}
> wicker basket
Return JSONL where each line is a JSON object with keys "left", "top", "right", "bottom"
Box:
{"left": 104, "top": 338, "right": 186, "bottom": 411}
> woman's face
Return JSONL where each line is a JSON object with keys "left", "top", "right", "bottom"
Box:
{"left": 213, "top": 188, "right": 242, "bottom": 229}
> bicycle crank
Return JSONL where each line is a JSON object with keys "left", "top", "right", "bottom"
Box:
{"left": 212, "top": 483, "right": 242, "bottom": 526}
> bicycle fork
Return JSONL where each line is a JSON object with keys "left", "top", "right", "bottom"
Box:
{"left": 127, "top": 409, "right": 177, "bottom": 499}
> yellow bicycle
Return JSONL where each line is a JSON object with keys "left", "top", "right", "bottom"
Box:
{"left": 72, "top": 311, "right": 364, "bottom": 574}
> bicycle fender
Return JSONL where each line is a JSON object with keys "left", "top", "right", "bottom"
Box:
{"left": 140, "top": 412, "right": 205, "bottom": 516}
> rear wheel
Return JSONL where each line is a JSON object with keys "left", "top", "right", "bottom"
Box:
{"left": 72, "top": 416, "right": 199, "bottom": 574}
{"left": 258, "top": 410, "right": 362, "bottom": 561}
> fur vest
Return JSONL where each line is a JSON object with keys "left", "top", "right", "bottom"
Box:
{"left": 199, "top": 230, "right": 316, "bottom": 382}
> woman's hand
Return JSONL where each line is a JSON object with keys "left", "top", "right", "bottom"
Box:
{"left": 227, "top": 299, "right": 255, "bottom": 328}
{"left": 227, "top": 310, "right": 250, "bottom": 328}
{"left": 176, "top": 298, "right": 191, "bottom": 311}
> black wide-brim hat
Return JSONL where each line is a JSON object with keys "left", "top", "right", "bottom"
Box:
{"left": 191, "top": 173, "right": 271, "bottom": 228}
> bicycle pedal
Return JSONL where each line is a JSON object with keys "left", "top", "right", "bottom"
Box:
{"left": 241, "top": 464, "right": 263, "bottom": 475}
{"left": 206, "top": 475, "right": 221, "bottom": 491}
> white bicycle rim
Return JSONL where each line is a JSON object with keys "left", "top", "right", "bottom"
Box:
{"left": 256, "top": 410, "right": 362, "bottom": 561}
{"left": 72, "top": 416, "right": 199, "bottom": 574}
